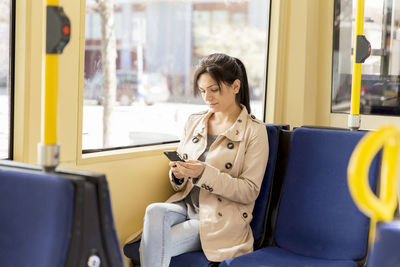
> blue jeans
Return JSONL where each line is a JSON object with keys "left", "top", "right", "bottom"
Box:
{"left": 140, "top": 201, "right": 202, "bottom": 267}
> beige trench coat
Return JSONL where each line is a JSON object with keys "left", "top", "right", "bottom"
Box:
{"left": 125, "top": 105, "right": 269, "bottom": 262}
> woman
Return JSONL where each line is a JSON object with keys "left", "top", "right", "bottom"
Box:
{"left": 126, "top": 53, "right": 269, "bottom": 267}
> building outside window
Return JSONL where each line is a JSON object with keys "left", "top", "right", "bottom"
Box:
{"left": 83, "top": 0, "right": 270, "bottom": 151}
{"left": 332, "top": 0, "right": 400, "bottom": 116}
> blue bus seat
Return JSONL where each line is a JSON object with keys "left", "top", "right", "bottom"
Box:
{"left": 0, "top": 161, "right": 123, "bottom": 267}
{"left": 367, "top": 221, "right": 400, "bottom": 267}
{"left": 0, "top": 168, "right": 75, "bottom": 267}
{"left": 124, "top": 124, "right": 282, "bottom": 266}
{"left": 220, "top": 128, "right": 381, "bottom": 267}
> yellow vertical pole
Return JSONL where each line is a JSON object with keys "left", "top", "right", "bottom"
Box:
{"left": 43, "top": 55, "right": 58, "bottom": 146}
{"left": 348, "top": 0, "right": 365, "bottom": 130}
{"left": 39, "top": 0, "right": 70, "bottom": 170}
{"left": 351, "top": 0, "right": 365, "bottom": 115}
{"left": 42, "top": 0, "right": 59, "bottom": 146}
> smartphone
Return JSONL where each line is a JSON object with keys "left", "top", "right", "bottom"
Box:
{"left": 163, "top": 150, "right": 185, "bottom": 162}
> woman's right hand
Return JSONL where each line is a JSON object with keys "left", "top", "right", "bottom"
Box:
{"left": 169, "top": 161, "right": 185, "bottom": 179}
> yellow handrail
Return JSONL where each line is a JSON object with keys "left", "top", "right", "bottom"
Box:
{"left": 348, "top": 126, "right": 399, "bottom": 222}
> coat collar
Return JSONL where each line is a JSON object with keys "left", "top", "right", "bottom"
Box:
{"left": 193, "top": 105, "right": 249, "bottom": 142}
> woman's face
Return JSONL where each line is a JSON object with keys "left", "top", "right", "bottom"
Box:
{"left": 197, "top": 73, "right": 240, "bottom": 113}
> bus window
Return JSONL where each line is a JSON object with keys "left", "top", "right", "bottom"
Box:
{"left": 332, "top": 0, "right": 400, "bottom": 116}
{"left": 0, "top": 0, "right": 12, "bottom": 159}
{"left": 83, "top": 0, "right": 270, "bottom": 151}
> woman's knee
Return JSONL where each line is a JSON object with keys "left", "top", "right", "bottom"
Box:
{"left": 144, "top": 202, "right": 186, "bottom": 224}
{"left": 144, "top": 203, "right": 166, "bottom": 220}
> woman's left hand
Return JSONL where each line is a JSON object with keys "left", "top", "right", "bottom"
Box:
{"left": 175, "top": 160, "right": 205, "bottom": 178}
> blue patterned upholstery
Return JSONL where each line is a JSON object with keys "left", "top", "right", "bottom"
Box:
{"left": 170, "top": 251, "right": 210, "bottom": 267}
{"left": 0, "top": 163, "right": 123, "bottom": 267}
{"left": 220, "top": 128, "right": 381, "bottom": 266}
{"left": 368, "top": 221, "right": 400, "bottom": 267}
{"left": 221, "top": 247, "right": 357, "bottom": 267}
{"left": 0, "top": 169, "right": 75, "bottom": 267}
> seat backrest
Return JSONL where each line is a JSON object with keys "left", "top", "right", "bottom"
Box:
{"left": 0, "top": 168, "right": 75, "bottom": 267}
{"left": 0, "top": 161, "right": 123, "bottom": 267}
{"left": 263, "top": 129, "right": 292, "bottom": 247}
{"left": 273, "top": 128, "right": 380, "bottom": 261}
{"left": 250, "top": 124, "right": 279, "bottom": 248}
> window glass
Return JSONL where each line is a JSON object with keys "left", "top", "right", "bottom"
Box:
{"left": 83, "top": 0, "right": 270, "bottom": 151}
{"left": 332, "top": 0, "right": 400, "bottom": 115}
{"left": 0, "top": 0, "right": 11, "bottom": 159}
{"left": 193, "top": 11, "right": 211, "bottom": 47}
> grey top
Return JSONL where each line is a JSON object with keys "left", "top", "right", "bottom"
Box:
{"left": 184, "top": 134, "right": 218, "bottom": 220}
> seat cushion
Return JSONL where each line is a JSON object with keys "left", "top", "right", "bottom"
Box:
{"left": 170, "top": 251, "right": 210, "bottom": 267}
{"left": 368, "top": 221, "right": 400, "bottom": 267}
{"left": 274, "top": 128, "right": 380, "bottom": 260}
{"left": 123, "top": 240, "right": 140, "bottom": 262}
{"left": 127, "top": 241, "right": 210, "bottom": 266}
{"left": 220, "top": 247, "right": 357, "bottom": 267}
{"left": 0, "top": 169, "right": 75, "bottom": 267}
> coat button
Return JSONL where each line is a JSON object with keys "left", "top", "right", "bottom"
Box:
{"left": 238, "top": 119, "right": 242, "bottom": 123}
{"left": 183, "top": 153, "right": 188, "bottom": 160}
{"left": 227, "top": 142, "right": 234, "bottom": 149}
{"left": 205, "top": 185, "right": 210, "bottom": 190}
{"left": 243, "top": 212, "right": 248, "bottom": 218}
{"left": 209, "top": 188, "right": 213, "bottom": 192}
{"left": 218, "top": 212, "right": 222, "bottom": 216}
{"left": 201, "top": 184, "right": 206, "bottom": 188}
{"left": 250, "top": 115, "right": 256, "bottom": 119}
{"left": 225, "top": 162, "right": 232, "bottom": 169}
{"left": 192, "top": 137, "right": 199, "bottom": 143}
{"left": 217, "top": 197, "right": 222, "bottom": 202}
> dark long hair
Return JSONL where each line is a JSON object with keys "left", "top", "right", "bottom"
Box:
{"left": 193, "top": 53, "right": 251, "bottom": 113}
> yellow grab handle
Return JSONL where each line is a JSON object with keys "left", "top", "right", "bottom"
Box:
{"left": 348, "top": 126, "right": 399, "bottom": 222}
